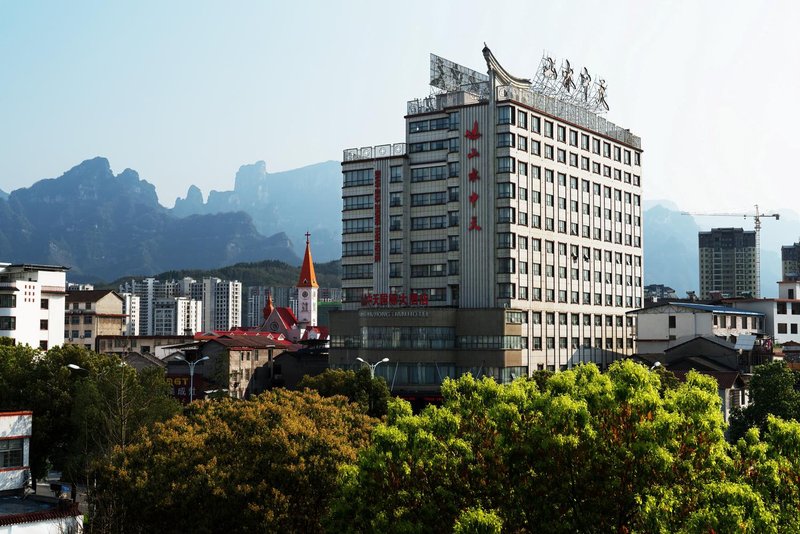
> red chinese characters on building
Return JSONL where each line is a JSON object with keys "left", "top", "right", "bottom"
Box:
{"left": 361, "top": 292, "right": 429, "bottom": 307}
{"left": 374, "top": 170, "right": 382, "bottom": 261}
{"left": 465, "top": 120, "right": 482, "bottom": 231}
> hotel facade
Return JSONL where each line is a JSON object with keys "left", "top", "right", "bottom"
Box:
{"left": 331, "top": 47, "right": 644, "bottom": 395}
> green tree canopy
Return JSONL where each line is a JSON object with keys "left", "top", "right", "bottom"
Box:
{"left": 92, "top": 389, "right": 377, "bottom": 533}
{"left": 729, "top": 361, "right": 800, "bottom": 442}
{"left": 298, "top": 368, "right": 390, "bottom": 418}
{"left": 328, "top": 361, "right": 765, "bottom": 533}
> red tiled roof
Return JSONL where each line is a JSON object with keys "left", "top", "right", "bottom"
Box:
{"left": 276, "top": 307, "right": 298, "bottom": 328}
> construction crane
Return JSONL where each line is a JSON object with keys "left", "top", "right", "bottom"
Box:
{"left": 681, "top": 205, "right": 780, "bottom": 298}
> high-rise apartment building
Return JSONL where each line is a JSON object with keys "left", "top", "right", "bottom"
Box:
{"left": 120, "top": 276, "right": 241, "bottom": 334}
{"left": 332, "top": 47, "right": 644, "bottom": 393}
{"left": 698, "top": 228, "right": 758, "bottom": 299}
{"left": 782, "top": 241, "right": 800, "bottom": 280}
{"left": 152, "top": 297, "right": 202, "bottom": 336}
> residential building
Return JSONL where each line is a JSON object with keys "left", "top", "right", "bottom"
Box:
{"left": 628, "top": 302, "right": 765, "bottom": 354}
{"left": 0, "top": 411, "right": 83, "bottom": 530}
{"left": 644, "top": 284, "right": 677, "bottom": 302}
{"left": 64, "top": 289, "right": 125, "bottom": 350}
{"left": 201, "top": 277, "right": 242, "bottom": 332}
{"left": 120, "top": 292, "right": 140, "bottom": 336}
{"left": 152, "top": 297, "right": 202, "bottom": 336}
{"left": 781, "top": 241, "right": 800, "bottom": 280}
{"left": 333, "top": 46, "right": 644, "bottom": 398}
{"left": 0, "top": 263, "right": 67, "bottom": 350}
{"left": 699, "top": 228, "right": 758, "bottom": 299}
{"left": 120, "top": 276, "right": 241, "bottom": 334}
{"left": 727, "top": 279, "right": 800, "bottom": 345}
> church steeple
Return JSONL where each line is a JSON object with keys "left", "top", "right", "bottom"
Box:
{"left": 262, "top": 290, "right": 273, "bottom": 321}
{"left": 296, "top": 233, "right": 318, "bottom": 326}
{"left": 297, "top": 232, "right": 319, "bottom": 288}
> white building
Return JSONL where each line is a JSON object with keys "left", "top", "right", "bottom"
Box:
{"left": 727, "top": 280, "right": 800, "bottom": 345}
{"left": 153, "top": 297, "right": 202, "bottom": 336}
{"left": 120, "top": 292, "right": 140, "bottom": 336}
{"left": 0, "top": 411, "right": 83, "bottom": 531}
{"left": 120, "top": 277, "right": 241, "bottom": 334}
{"left": 628, "top": 302, "right": 765, "bottom": 354}
{"left": 332, "top": 46, "right": 644, "bottom": 394}
{"left": 200, "top": 277, "right": 242, "bottom": 332}
{"left": 0, "top": 263, "right": 67, "bottom": 350}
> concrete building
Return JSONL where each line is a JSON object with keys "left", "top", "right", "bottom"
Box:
{"left": 120, "top": 292, "right": 140, "bottom": 336}
{"left": 120, "top": 276, "right": 241, "bottom": 334}
{"left": 64, "top": 290, "right": 125, "bottom": 350}
{"left": 0, "top": 263, "right": 67, "bottom": 350}
{"left": 628, "top": 302, "right": 765, "bottom": 354}
{"left": 152, "top": 297, "right": 202, "bottom": 336}
{"left": 699, "top": 228, "right": 758, "bottom": 299}
{"left": 644, "top": 284, "right": 677, "bottom": 302}
{"left": 781, "top": 241, "right": 800, "bottom": 280}
{"left": 333, "top": 46, "right": 644, "bottom": 396}
{"left": 200, "top": 277, "right": 242, "bottom": 332}
{"left": 727, "top": 279, "right": 800, "bottom": 345}
{"left": 0, "top": 411, "right": 83, "bottom": 531}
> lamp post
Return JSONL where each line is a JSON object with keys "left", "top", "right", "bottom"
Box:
{"left": 175, "top": 355, "right": 209, "bottom": 402}
{"left": 356, "top": 357, "right": 389, "bottom": 379}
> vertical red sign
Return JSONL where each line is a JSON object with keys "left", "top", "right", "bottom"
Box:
{"left": 374, "top": 170, "right": 381, "bottom": 261}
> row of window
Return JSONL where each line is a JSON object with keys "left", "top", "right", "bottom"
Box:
{"left": 497, "top": 283, "right": 642, "bottom": 307}
{"left": 532, "top": 336, "right": 634, "bottom": 351}
{"left": 497, "top": 105, "right": 641, "bottom": 166}
{"left": 65, "top": 330, "right": 93, "bottom": 339}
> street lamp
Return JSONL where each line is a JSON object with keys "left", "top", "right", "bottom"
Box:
{"left": 175, "top": 355, "right": 209, "bottom": 402}
{"left": 356, "top": 357, "right": 389, "bottom": 379}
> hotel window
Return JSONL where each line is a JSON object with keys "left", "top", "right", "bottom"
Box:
{"left": 343, "top": 194, "right": 373, "bottom": 210}
{"left": 343, "top": 169, "right": 373, "bottom": 187}
{"left": 497, "top": 132, "right": 514, "bottom": 148}
{"left": 517, "top": 110, "right": 528, "bottom": 129}
{"left": 557, "top": 125, "right": 566, "bottom": 142}
{"left": 449, "top": 111, "right": 460, "bottom": 130}
{"left": 614, "top": 146, "right": 621, "bottom": 161}
{"left": 518, "top": 212, "right": 528, "bottom": 226}
{"left": 0, "top": 295, "right": 16, "bottom": 308}
{"left": 390, "top": 216, "right": 402, "bottom": 231}
{"left": 497, "top": 283, "right": 515, "bottom": 299}
{"left": 623, "top": 150, "right": 631, "bottom": 165}
{"left": 448, "top": 211, "right": 459, "bottom": 227}
{"left": 497, "top": 258, "right": 515, "bottom": 274}
{"left": 544, "top": 120, "right": 553, "bottom": 138}
{"left": 497, "top": 157, "right": 515, "bottom": 173}
{"left": 634, "top": 152, "right": 641, "bottom": 166}
{"left": 531, "top": 140, "right": 541, "bottom": 156}
{"left": 496, "top": 207, "right": 515, "bottom": 224}
{"left": 448, "top": 186, "right": 459, "bottom": 202}
{"left": 448, "top": 235, "right": 460, "bottom": 251}
{"left": 497, "top": 182, "right": 515, "bottom": 199}
{"left": 518, "top": 162, "right": 528, "bottom": 177}
{"left": 389, "top": 192, "right": 402, "bottom": 207}
{"left": 569, "top": 153, "right": 578, "bottom": 167}
{"left": 448, "top": 138, "right": 460, "bottom": 153}
{"left": 497, "top": 233, "right": 515, "bottom": 249}
{"left": 532, "top": 166, "right": 541, "bottom": 180}
{"left": 519, "top": 286, "right": 528, "bottom": 300}
{"left": 592, "top": 138, "right": 601, "bottom": 154}
{"left": 532, "top": 288, "right": 542, "bottom": 301}
{"left": 592, "top": 162, "right": 601, "bottom": 174}
{"left": 519, "top": 187, "right": 528, "bottom": 201}
{"left": 390, "top": 239, "right": 402, "bottom": 254}
{"left": 390, "top": 263, "right": 402, "bottom": 277}
{"left": 519, "top": 262, "right": 528, "bottom": 274}
{"left": 448, "top": 162, "right": 460, "bottom": 178}
{"left": 544, "top": 145, "right": 554, "bottom": 160}
{"left": 498, "top": 106, "right": 513, "bottom": 125}
{"left": 603, "top": 142, "right": 611, "bottom": 157}
{"left": 557, "top": 149, "right": 566, "bottom": 163}
{"left": 531, "top": 116, "right": 541, "bottom": 133}
{"left": 390, "top": 166, "right": 402, "bottom": 182}
{"left": 518, "top": 136, "right": 528, "bottom": 151}
{"left": 581, "top": 133, "right": 589, "bottom": 150}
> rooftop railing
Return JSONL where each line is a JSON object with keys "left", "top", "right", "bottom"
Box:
{"left": 343, "top": 143, "right": 406, "bottom": 162}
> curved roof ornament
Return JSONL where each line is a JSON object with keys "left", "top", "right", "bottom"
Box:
{"left": 482, "top": 44, "right": 532, "bottom": 89}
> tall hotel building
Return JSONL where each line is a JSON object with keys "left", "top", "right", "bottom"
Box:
{"left": 332, "top": 47, "right": 643, "bottom": 394}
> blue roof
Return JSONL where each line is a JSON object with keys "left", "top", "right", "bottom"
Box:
{"left": 668, "top": 302, "right": 764, "bottom": 316}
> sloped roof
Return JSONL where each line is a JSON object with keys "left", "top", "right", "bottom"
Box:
{"left": 673, "top": 370, "right": 745, "bottom": 389}
{"left": 297, "top": 237, "right": 319, "bottom": 288}
{"left": 66, "top": 289, "right": 120, "bottom": 303}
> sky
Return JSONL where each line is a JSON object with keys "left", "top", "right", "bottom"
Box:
{"left": 1, "top": 0, "right": 799, "bottom": 212}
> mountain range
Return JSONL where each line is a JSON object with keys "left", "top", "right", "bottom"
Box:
{"left": 0, "top": 158, "right": 299, "bottom": 282}
{"left": 0, "top": 156, "right": 795, "bottom": 296}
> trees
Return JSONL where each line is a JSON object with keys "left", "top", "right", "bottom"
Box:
{"left": 92, "top": 389, "right": 377, "bottom": 533}
{"left": 0, "top": 344, "right": 179, "bottom": 483}
{"left": 328, "top": 361, "right": 751, "bottom": 533}
{"left": 729, "top": 361, "right": 800, "bottom": 442}
{"left": 298, "top": 368, "right": 390, "bottom": 417}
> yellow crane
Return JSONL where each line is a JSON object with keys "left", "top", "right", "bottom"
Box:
{"left": 681, "top": 205, "right": 780, "bottom": 298}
